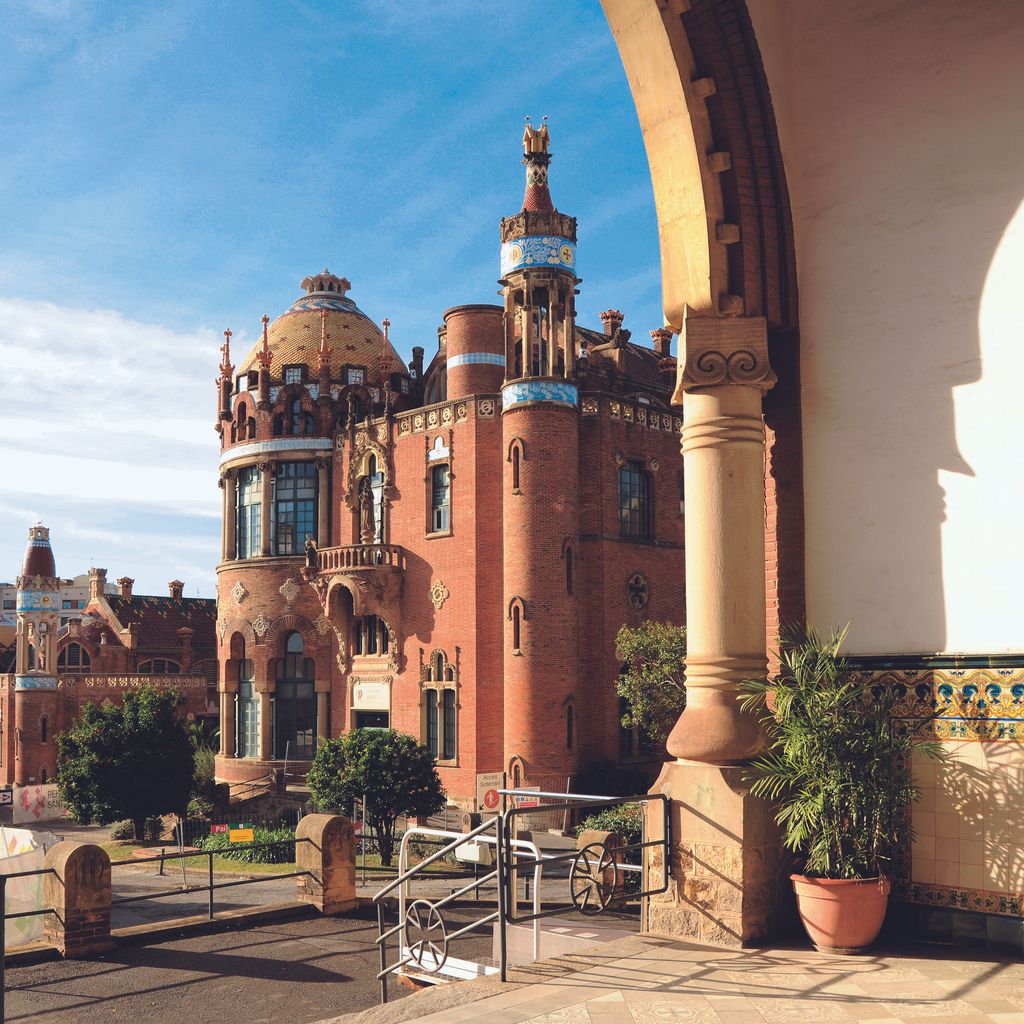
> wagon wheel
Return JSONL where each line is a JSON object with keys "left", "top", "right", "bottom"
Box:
{"left": 569, "top": 842, "right": 617, "bottom": 915}
{"left": 403, "top": 899, "right": 448, "bottom": 973}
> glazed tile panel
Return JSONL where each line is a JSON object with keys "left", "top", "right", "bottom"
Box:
{"left": 864, "top": 666, "right": 1024, "bottom": 917}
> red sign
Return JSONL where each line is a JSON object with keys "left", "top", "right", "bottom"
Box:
{"left": 483, "top": 789, "right": 500, "bottom": 810}
{"left": 211, "top": 824, "right": 228, "bottom": 833}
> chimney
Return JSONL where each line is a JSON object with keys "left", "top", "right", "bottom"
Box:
{"left": 600, "top": 309, "right": 624, "bottom": 337}
{"left": 168, "top": 580, "right": 184, "bottom": 601}
{"left": 116, "top": 577, "right": 134, "bottom": 599}
{"left": 651, "top": 327, "right": 674, "bottom": 359}
{"left": 89, "top": 567, "right": 108, "bottom": 602}
{"left": 177, "top": 626, "right": 193, "bottom": 667}
{"left": 411, "top": 346, "right": 424, "bottom": 380}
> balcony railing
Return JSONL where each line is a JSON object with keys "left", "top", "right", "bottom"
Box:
{"left": 316, "top": 543, "right": 406, "bottom": 573}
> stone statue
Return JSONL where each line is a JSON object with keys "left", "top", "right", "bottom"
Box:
{"left": 304, "top": 536, "right": 318, "bottom": 570}
{"left": 359, "top": 478, "right": 376, "bottom": 544}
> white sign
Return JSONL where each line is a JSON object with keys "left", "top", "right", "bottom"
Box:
{"left": 352, "top": 679, "right": 390, "bottom": 711}
{"left": 475, "top": 772, "right": 503, "bottom": 812}
{"left": 13, "top": 784, "right": 68, "bottom": 824}
{"left": 514, "top": 786, "right": 542, "bottom": 809}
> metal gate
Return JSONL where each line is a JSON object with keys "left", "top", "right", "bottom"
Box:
{"left": 373, "top": 788, "right": 671, "bottom": 1003}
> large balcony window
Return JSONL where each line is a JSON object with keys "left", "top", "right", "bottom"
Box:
{"left": 273, "top": 462, "right": 317, "bottom": 556}
{"left": 236, "top": 465, "right": 262, "bottom": 559}
{"left": 274, "top": 631, "right": 316, "bottom": 759}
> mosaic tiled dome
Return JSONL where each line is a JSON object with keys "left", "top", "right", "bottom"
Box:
{"left": 238, "top": 270, "right": 407, "bottom": 383}
{"left": 21, "top": 525, "right": 55, "bottom": 578}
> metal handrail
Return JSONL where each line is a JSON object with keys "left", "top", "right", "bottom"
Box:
{"left": 0, "top": 867, "right": 58, "bottom": 1024}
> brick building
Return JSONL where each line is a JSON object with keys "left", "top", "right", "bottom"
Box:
{"left": 214, "top": 126, "right": 685, "bottom": 805}
{"left": 0, "top": 525, "right": 217, "bottom": 785}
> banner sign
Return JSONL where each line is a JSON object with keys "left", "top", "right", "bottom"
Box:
{"left": 13, "top": 784, "right": 68, "bottom": 824}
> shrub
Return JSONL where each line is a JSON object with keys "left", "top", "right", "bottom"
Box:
{"left": 109, "top": 820, "right": 135, "bottom": 841}
{"left": 198, "top": 826, "right": 296, "bottom": 864}
{"left": 577, "top": 804, "right": 644, "bottom": 894}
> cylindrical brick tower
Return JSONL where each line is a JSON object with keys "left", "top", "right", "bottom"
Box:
{"left": 500, "top": 122, "right": 582, "bottom": 792}
{"left": 443, "top": 304, "right": 505, "bottom": 398}
{"left": 15, "top": 525, "right": 61, "bottom": 785}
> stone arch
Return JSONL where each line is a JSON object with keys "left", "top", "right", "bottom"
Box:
{"left": 264, "top": 612, "right": 317, "bottom": 652}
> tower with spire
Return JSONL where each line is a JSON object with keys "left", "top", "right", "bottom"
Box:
{"left": 13, "top": 525, "right": 61, "bottom": 784}
{"left": 500, "top": 122, "right": 583, "bottom": 793}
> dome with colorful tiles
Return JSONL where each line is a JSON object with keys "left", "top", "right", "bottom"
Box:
{"left": 237, "top": 270, "right": 407, "bottom": 384}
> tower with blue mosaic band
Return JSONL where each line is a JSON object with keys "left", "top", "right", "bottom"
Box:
{"left": 500, "top": 122, "right": 581, "bottom": 793}
{"left": 15, "top": 525, "right": 60, "bottom": 784}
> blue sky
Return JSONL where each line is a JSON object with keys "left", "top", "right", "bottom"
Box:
{"left": 0, "top": 0, "right": 662, "bottom": 597}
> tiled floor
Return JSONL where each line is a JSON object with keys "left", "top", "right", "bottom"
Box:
{"left": 405, "top": 935, "right": 1024, "bottom": 1024}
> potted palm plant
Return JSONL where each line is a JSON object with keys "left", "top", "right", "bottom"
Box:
{"left": 740, "top": 625, "right": 942, "bottom": 954}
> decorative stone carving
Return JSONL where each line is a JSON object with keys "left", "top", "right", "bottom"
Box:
{"left": 626, "top": 572, "right": 650, "bottom": 610}
{"left": 231, "top": 580, "right": 247, "bottom": 604}
{"left": 581, "top": 397, "right": 598, "bottom": 416}
{"left": 315, "top": 613, "right": 331, "bottom": 636}
{"left": 477, "top": 399, "right": 495, "bottom": 418}
{"left": 429, "top": 579, "right": 450, "bottom": 611}
{"left": 674, "top": 316, "right": 776, "bottom": 397}
{"left": 279, "top": 578, "right": 300, "bottom": 604}
{"left": 650, "top": 458, "right": 660, "bottom": 472}
{"left": 614, "top": 452, "right": 626, "bottom": 467}
{"left": 218, "top": 619, "right": 228, "bottom": 644}
{"left": 252, "top": 614, "right": 271, "bottom": 638}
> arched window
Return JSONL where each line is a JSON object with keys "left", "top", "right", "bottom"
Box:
{"left": 353, "top": 615, "right": 388, "bottom": 657}
{"left": 565, "top": 546, "right": 574, "bottom": 595}
{"left": 247, "top": 416, "right": 256, "bottom": 440}
{"left": 566, "top": 706, "right": 574, "bottom": 751}
{"left": 424, "top": 651, "right": 457, "bottom": 762}
{"left": 290, "top": 399, "right": 314, "bottom": 435}
{"left": 236, "top": 401, "right": 247, "bottom": 431}
{"left": 40, "top": 766, "right": 48, "bottom": 783}
{"left": 618, "top": 460, "right": 651, "bottom": 539}
{"left": 512, "top": 446, "right": 521, "bottom": 490}
{"left": 236, "top": 646, "right": 258, "bottom": 758}
{"left": 58, "top": 643, "right": 90, "bottom": 674}
{"left": 274, "top": 632, "right": 316, "bottom": 759}
{"left": 364, "top": 455, "right": 385, "bottom": 543}
{"left": 139, "top": 659, "right": 180, "bottom": 674}
{"left": 41, "top": 717, "right": 48, "bottom": 744}
{"left": 273, "top": 413, "right": 286, "bottom": 436}
{"left": 429, "top": 464, "right": 450, "bottom": 533}
{"left": 512, "top": 605, "right": 521, "bottom": 652}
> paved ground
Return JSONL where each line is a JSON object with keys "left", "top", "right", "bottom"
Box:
{"left": 4, "top": 906, "right": 495, "bottom": 1024}
{"left": 329, "top": 933, "right": 1024, "bottom": 1024}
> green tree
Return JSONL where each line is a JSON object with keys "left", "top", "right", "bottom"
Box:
{"left": 56, "top": 687, "right": 195, "bottom": 842}
{"left": 307, "top": 729, "right": 445, "bottom": 867}
{"left": 615, "top": 621, "right": 687, "bottom": 744}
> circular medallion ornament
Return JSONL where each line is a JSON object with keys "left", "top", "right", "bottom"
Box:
{"left": 569, "top": 843, "right": 617, "bottom": 915}
{"left": 626, "top": 573, "right": 650, "bottom": 610}
{"left": 403, "top": 900, "right": 448, "bottom": 973}
{"left": 559, "top": 243, "right": 575, "bottom": 267}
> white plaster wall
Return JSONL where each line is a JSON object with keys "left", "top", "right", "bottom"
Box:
{"left": 749, "top": 0, "right": 1024, "bottom": 655}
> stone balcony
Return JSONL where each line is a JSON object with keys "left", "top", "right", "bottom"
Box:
{"left": 306, "top": 543, "right": 405, "bottom": 620}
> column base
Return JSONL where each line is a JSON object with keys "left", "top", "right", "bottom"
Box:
{"left": 645, "top": 761, "right": 781, "bottom": 947}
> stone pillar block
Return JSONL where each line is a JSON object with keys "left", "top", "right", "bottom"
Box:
{"left": 43, "top": 841, "right": 113, "bottom": 957}
{"left": 645, "top": 761, "right": 780, "bottom": 947}
{"left": 295, "top": 814, "right": 357, "bottom": 915}
{"left": 577, "top": 828, "right": 627, "bottom": 903}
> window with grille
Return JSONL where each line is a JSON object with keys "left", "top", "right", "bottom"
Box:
{"left": 424, "top": 651, "right": 457, "bottom": 761}
{"left": 139, "top": 659, "right": 180, "bottom": 674}
{"left": 273, "top": 462, "right": 317, "bottom": 555}
{"left": 236, "top": 466, "right": 262, "bottom": 558}
{"left": 283, "top": 366, "right": 302, "bottom": 385}
{"left": 618, "top": 461, "right": 651, "bottom": 539}
{"left": 346, "top": 367, "right": 365, "bottom": 385}
{"left": 430, "top": 465, "right": 450, "bottom": 533}
{"left": 58, "top": 643, "right": 91, "bottom": 674}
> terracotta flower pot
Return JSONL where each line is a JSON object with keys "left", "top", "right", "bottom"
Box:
{"left": 790, "top": 874, "right": 891, "bottom": 954}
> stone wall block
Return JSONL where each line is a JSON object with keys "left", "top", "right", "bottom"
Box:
{"left": 43, "top": 841, "right": 113, "bottom": 957}
{"left": 295, "top": 813, "right": 357, "bottom": 915}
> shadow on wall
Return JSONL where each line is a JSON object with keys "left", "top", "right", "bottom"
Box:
{"left": 749, "top": 0, "right": 1024, "bottom": 654}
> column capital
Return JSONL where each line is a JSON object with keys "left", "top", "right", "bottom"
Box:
{"left": 672, "top": 315, "right": 776, "bottom": 401}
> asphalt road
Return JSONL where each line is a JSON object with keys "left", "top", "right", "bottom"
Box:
{"left": 4, "top": 905, "right": 494, "bottom": 1024}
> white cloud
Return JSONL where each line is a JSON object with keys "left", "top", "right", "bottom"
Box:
{"left": 0, "top": 297, "right": 222, "bottom": 594}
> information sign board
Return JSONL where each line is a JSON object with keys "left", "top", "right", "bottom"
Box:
{"left": 475, "top": 772, "right": 503, "bottom": 812}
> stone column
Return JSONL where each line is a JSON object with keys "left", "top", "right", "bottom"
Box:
{"left": 43, "top": 842, "right": 112, "bottom": 957}
{"left": 316, "top": 690, "right": 329, "bottom": 743}
{"left": 259, "top": 461, "right": 273, "bottom": 557}
{"left": 220, "top": 690, "right": 236, "bottom": 757}
{"left": 316, "top": 458, "right": 330, "bottom": 546}
{"left": 294, "top": 814, "right": 356, "bottom": 915}
{"left": 647, "top": 315, "right": 781, "bottom": 947}
{"left": 223, "top": 470, "right": 237, "bottom": 562}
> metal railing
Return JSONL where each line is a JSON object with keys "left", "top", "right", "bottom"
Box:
{"left": 501, "top": 789, "right": 671, "bottom": 923}
{"left": 374, "top": 816, "right": 505, "bottom": 1004}
{"left": 372, "top": 788, "right": 673, "bottom": 1005}
{"left": 108, "top": 836, "right": 313, "bottom": 922}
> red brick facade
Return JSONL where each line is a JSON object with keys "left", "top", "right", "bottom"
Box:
{"left": 214, "top": 130, "right": 687, "bottom": 805}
